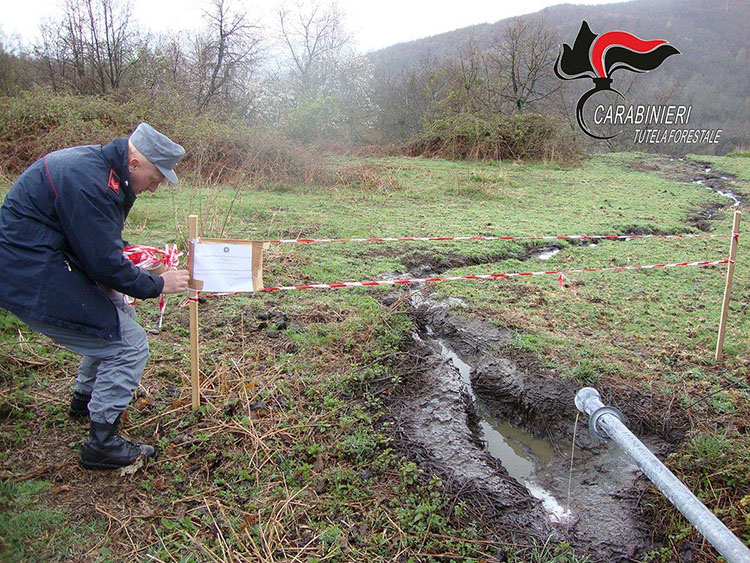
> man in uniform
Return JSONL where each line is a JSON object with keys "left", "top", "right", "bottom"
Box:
{"left": 0, "top": 123, "right": 190, "bottom": 470}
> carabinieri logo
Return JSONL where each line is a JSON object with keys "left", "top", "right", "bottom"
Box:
{"left": 555, "top": 21, "right": 680, "bottom": 139}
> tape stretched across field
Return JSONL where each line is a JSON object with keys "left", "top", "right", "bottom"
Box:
{"left": 184, "top": 214, "right": 741, "bottom": 410}
{"left": 266, "top": 232, "right": 731, "bottom": 244}
{"left": 255, "top": 259, "right": 731, "bottom": 292}
{"left": 187, "top": 231, "right": 735, "bottom": 295}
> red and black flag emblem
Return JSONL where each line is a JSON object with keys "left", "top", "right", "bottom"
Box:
{"left": 107, "top": 169, "right": 120, "bottom": 195}
{"left": 555, "top": 21, "right": 680, "bottom": 139}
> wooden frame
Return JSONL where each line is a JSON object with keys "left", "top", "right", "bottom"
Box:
{"left": 188, "top": 215, "right": 201, "bottom": 411}
{"left": 186, "top": 219, "right": 268, "bottom": 410}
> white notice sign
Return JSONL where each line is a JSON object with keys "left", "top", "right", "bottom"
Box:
{"left": 193, "top": 241, "right": 255, "bottom": 292}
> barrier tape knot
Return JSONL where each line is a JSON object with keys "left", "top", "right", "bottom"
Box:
{"left": 124, "top": 244, "right": 182, "bottom": 327}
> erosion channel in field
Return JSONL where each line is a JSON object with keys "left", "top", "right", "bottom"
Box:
{"left": 390, "top": 293, "right": 663, "bottom": 560}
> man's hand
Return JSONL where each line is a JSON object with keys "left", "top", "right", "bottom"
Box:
{"left": 160, "top": 269, "right": 190, "bottom": 293}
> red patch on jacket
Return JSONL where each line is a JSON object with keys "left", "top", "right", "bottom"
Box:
{"left": 107, "top": 169, "right": 120, "bottom": 194}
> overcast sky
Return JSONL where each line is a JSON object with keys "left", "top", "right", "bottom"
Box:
{"left": 1, "top": 0, "right": 626, "bottom": 53}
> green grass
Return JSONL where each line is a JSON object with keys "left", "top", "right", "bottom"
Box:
{"left": 0, "top": 480, "right": 108, "bottom": 560}
{"left": 687, "top": 153, "right": 750, "bottom": 182}
{"left": 118, "top": 153, "right": 724, "bottom": 244}
{"left": 1, "top": 152, "right": 748, "bottom": 561}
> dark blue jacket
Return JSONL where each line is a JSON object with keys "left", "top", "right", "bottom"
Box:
{"left": 0, "top": 138, "right": 165, "bottom": 341}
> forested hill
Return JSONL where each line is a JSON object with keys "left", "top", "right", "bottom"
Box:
{"left": 368, "top": 0, "right": 750, "bottom": 151}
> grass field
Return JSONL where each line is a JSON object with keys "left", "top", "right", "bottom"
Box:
{"left": 0, "top": 152, "right": 748, "bottom": 561}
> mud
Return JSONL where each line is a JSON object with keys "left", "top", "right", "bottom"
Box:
{"left": 400, "top": 249, "right": 520, "bottom": 278}
{"left": 391, "top": 294, "right": 667, "bottom": 561}
{"left": 629, "top": 156, "right": 744, "bottom": 230}
{"left": 685, "top": 202, "right": 727, "bottom": 232}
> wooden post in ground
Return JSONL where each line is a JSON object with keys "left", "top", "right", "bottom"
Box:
{"left": 715, "top": 210, "right": 741, "bottom": 364}
{"left": 188, "top": 214, "right": 201, "bottom": 410}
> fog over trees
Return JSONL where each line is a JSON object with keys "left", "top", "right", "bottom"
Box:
{"left": 0, "top": 0, "right": 746, "bottom": 154}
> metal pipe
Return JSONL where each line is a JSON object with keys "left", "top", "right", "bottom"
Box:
{"left": 575, "top": 387, "right": 750, "bottom": 563}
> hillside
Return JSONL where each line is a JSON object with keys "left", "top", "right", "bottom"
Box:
{"left": 368, "top": 0, "right": 750, "bottom": 153}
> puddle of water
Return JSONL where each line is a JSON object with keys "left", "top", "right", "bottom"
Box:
{"left": 692, "top": 180, "right": 741, "bottom": 206}
{"left": 480, "top": 416, "right": 571, "bottom": 522}
{"left": 435, "top": 338, "right": 571, "bottom": 523}
{"left": 534, "top": 248, "right": 561, "bottom": 260}
{"left": 717, "top": 190, "right": 741, "bottom": 207}
{"left": 436, "top": 340, "right": 474, "bottom": 397}
{"left": 478, "top": 414, "right": 556, "bottom": 479}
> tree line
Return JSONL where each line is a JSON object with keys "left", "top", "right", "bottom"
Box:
{"left": 1, "top": 0, "right": 574, "bottom": 152}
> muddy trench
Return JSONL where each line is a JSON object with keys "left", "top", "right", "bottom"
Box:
{"left": 387, "top": 292, "right": 667, "bottom": 561}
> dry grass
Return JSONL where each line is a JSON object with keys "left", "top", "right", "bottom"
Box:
{"left": 0, "top": 292, "right": 514, "bottom": 560}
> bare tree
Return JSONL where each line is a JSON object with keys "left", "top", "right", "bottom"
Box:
{"left": 273, "top": 2, "right": 381, "bottom": 143}
{"left": 35, "top": 6, "right": 85, "bottom": 92}
{"left": 440, "top": 39, "right": 491, "bottom": 115}
{"left": 34, "top": 0, "right": 137, "bottom": 94}
{"left": 87, "top": 0, "right": 133, "bottom": 90}
{"left": 276, "top": 1, "right": 351, "bottom": 98}
{"left": 370, "top": 18, "right": 562, "bottom": 143}
{"left": 483, "top": 17, "right": 560, "bottom": 113}
{"left": 192, "top": 0, "right": 263, "bottom": 113}
{"left": 0, "top": 33, "right": 32, "bottom": 96}
{"left": 123, "top": 33, "right": 189, "bottom": 100}
{"left": 372, "top": 54, "right": 448, "bottom": 141}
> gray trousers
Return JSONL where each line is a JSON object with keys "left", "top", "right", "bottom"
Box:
{"left": 18, "top": 293, "right": 149, "bottom": 424}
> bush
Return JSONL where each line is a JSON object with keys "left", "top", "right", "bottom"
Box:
{"left": 0, "top": 91, "right": 129, "bottom": 173}
{"left": 727, "top": 146, "right": 750, "bottom": 158}
{"left": 404, "top": 112, "right": 584, "bottom": 163}
{"left": 176, "top": 118, "right": 314, "bottom": 185}
{"left": 0, "top": 89, "right": 316, "bottom": 185}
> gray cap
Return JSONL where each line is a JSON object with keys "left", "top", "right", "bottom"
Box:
{"left": 130, "top": 123, "right": 185, "bottom": 184}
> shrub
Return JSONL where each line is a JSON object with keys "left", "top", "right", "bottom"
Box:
{"left": 727, "top": 145, "right": 750, "bottom": 158}
{"left": 404, "top": 112, "right": 584, "bottom": 163}
{"left": 0, "top": 89, "right": 316, "bottom": 185}
{"left": 310, "top": 161, "right": 401, "bottom": 192}
{"left": 337, "top": 428, "right": 378, "bottom": 462}
{"left": 0, "top": 91, "right": 128, "bottom": 173}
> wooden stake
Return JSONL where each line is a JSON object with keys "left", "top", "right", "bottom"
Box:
{"left": 188, "top": 214, "right": 201, "bottom": 410}
{"left": 715, "top": 210, "right": 741, "bottom": 363}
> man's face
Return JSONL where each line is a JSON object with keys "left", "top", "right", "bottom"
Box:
{"left": 129, "top": 157, "right": 166, "bottom": 195}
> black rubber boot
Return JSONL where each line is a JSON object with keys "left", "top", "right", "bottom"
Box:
{"left": 68, "top": 390, "right": 91, "bottom": 418}
{"left": 79, "top": 414, "right": 157, "bottom": 470}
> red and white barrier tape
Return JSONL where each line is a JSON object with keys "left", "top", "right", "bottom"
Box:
{"left": 185, "top": 258, "right": 730, "bottom": 298}
{"left": 557, "top": 273, "right": 577, "bottom": 295}
{"left": 266, "top": 233, "right": 733, "bottom": 245}
{"left": 124, "top": 244, "right": 181, "bottom": 270}
{"left": 260, "top": 259, "right": 730, "bottom": 292}
{"left": 124, "top": 244, "right": 182, "bottom": 328}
